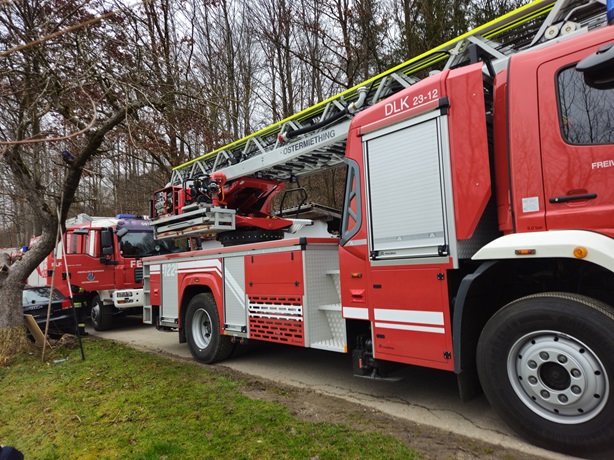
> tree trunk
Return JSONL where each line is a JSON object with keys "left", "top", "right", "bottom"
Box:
{"left": 0, "top": 223, "right": 58, "bottom": 328}
{"left": 0, "top": 273, "right": 25, "bottom": 329}
{"left": 0, "top": 253, "right": 29, "bottom": 362}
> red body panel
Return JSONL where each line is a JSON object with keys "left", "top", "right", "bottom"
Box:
{"left": 359, "top": 72, "right": 447, "bottom": 135}
{"left": 245, "top": 251, "right": 304, "bottom": 296}
{"left": 180, "top": 271, "right": 223, "bottom": 310}
{"left": 369, "top": 263, "right": 454, "bottom": 370}
{"left": 149, "top": 272, "right": 161, "bottom": 306}
{"left": 537, "top": 40, "right": 614, "bottom": 236}
{"left": 507, "top": 59, "right": 546, "bottom": 234}
{"left": 339, "top": 246, "right": 370, "bottom": 309}
{"left": 246, "top": 250, "right": 305, "bottom": 346}
{"left": 505, "top": 27, "right": 614, "bottom": 236}
{"left": 445, "top": 63, "right": 491, "bottom": 240}
{"left": 46, "top": 230, "right": 119, "bottom": 295}
{"left": 493, "top": 70, "right": 514, "bottom": 234}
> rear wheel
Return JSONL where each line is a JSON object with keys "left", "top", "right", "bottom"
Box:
{"left": 185, "top": 293, "right": 234, "bottom": 364}
{"left": 90, "top": 295, "right": 113, "bottom": 331}
{"left": 477, "top": 293, "right": 614, "bottom": 455}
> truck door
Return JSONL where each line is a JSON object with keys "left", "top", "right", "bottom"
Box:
{"left": 363, "top": 112, "right": 452, "bottom": 259}
{"left": 538, "top": 46, "right": 614, "bottom": 233}
{"left": 65, "top": 229, "right": 116, "bottom": 290}
{"left": 362, "top": 108, "right": 455, "bottom": 367}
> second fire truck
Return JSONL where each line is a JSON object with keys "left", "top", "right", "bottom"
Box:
{"left": 42, "top": 214, "right": 177, "bottom": 330}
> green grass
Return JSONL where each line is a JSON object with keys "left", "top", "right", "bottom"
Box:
{"left": 0, "top": 339, "right": 419, "bottom": 459}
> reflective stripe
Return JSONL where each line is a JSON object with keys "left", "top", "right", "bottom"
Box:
{"left": 374, "top": 309, "right": 444, "bottom": 325}
{"left": 343, "top": 306, "right": 369, "bottom": 320}
{"left": 375, "top": 322, "right": 445, "bottom": 334}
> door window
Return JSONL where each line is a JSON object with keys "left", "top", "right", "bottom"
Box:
{"left": 558, "top": 66, "right": 614, "bottom": 145}
{"left": 65, "top": 232, "right": 87, "bottom": 254}
{"left": 87, "top": 230, "right": 99, "bottom": 257}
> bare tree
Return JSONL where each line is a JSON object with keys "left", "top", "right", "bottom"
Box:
{"left": 469, "top": 0, "right": 525, "bottom": 26}
{"left": 253, "top": 0, "right": 293, "bottom": 120}
{"left": 0, "top": 0, "right": 187, "bottom": 348}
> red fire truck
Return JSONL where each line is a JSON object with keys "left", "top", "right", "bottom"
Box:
{"left": 143, "top": 0, "right": 614, "bottom": 454}
{"left": 43, "top": 214, "right": 176, "bottom": 331}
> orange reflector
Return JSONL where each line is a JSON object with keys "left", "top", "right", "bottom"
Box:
{"left": 573, "top": 246, "right": 588, "bottom": 258}
{"left": 514, "top": 249, "right": 536, "bottom": 255}
{"left": 350, "top": 273, "right": 363, "bottom": 278}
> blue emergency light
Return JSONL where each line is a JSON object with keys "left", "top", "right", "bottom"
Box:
{"left": 116, "top": 214, "right": 138, "bottom": 219}
{"left": 608, "top": 0, "right": 614, "bottom": 25}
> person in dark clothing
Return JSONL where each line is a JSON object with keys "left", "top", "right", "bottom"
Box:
{"left": 0, "top": 445, "right": 24, "bottom": 460}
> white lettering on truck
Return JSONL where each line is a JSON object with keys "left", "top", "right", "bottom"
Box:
{"left": 384, "top": 96, "right": 410, "bottom": 116}
{"left": 592, "top": 160, "right": 614, "bottom": 169}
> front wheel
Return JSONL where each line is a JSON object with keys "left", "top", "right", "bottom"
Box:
{"left": 185, "top": 293, "right": 234, "bottom": 364}
{"left": 477, "top": 293, "right": 614, "bottom": 455}
{"left": 90, "top": 295, "right": 113, "bottom": 331}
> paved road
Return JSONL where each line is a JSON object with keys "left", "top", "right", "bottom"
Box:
{"left": 87, "top": 316, "right": 572, "bottom": 460}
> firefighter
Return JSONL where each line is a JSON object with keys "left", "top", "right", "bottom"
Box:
{"left": 72, "top": 287, "right": 88, "bottom": 336}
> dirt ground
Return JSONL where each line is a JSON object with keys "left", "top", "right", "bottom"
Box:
{"left": 139, "top": 343, "right": 550, "bottom": 460}
{"left": 236, "top": 372, "right": 549, "bottom": 460}
{"left": 96, "top": 327, "right": 562, "bottom": 460}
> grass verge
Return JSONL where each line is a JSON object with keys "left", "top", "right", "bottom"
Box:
{"left": 0, "top": 338, "right": 419, "bottom": 460}
{"left": 0, "top": 327, "right": 32, "bottom": 365}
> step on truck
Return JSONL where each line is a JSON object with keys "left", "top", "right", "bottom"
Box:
{"left": 143, "top": 0, "right": 614, "bottom": 454}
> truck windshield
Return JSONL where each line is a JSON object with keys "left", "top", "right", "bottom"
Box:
{"left": 119, "top": 231, "right": 178, "bottom": 257}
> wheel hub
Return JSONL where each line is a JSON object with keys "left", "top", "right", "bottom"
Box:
{"left": 509, "top": 331, "right": 609, "bottom": 424}
{"left": 540, "top": 362, "right": 571, "bottom": 391}
{"left": 191, "top": 307, "right": 213, "bottom": 350}
{"left": 91, "top": 305, "right": 100, "bottom": 322}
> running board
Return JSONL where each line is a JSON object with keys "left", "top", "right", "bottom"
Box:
{"left": 353, "top": 370, "right": 404, "bottom": 382}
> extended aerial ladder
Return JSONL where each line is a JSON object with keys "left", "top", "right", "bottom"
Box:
{"left": 150, "top": 0, "right": 609, "bottom": 240}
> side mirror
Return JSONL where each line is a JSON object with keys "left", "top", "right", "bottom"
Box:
{"left": 116, "top": 228, "right": 128, "bottom": 238}
{"left": 576, "top": 42, "right": 614, "bottom": 89}
{"left": 101, "top": 229, "right": 113, "bottom": 248}
{"left": 100, "top": 230, "right": 114, "bottom": 265}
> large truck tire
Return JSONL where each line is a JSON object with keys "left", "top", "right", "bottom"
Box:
{"left": 477, "top": 292, "right": 614, "bottom": 456}
{"left": 185, "top": 293, "right": 234, "bottom": 364}
{"left": 90, "top": 295, "right": 113, "bottom": 331}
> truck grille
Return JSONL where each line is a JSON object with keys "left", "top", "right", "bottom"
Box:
{"left": 134, "top": 267, "right": 143, "bottom": 283}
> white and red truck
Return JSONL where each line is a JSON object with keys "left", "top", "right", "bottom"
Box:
{"left": 142, "top": 0, "right": 614, "bottom": 454}
{"left": 40, "top": 214, "right": 176, "bottom": 330}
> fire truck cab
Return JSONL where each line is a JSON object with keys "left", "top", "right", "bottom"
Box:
{"left": 47, "top": 214, "right": 177, "bottom": 330}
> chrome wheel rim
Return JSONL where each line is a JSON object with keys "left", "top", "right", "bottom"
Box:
{"left": 91, "top": 303, "right": 100, "bottom": 326}
{"left": 508, "top": 330, "right": 608, "bottom": 424}
{"left": 192, "top": 308, "right": 213, "bottom": 350}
